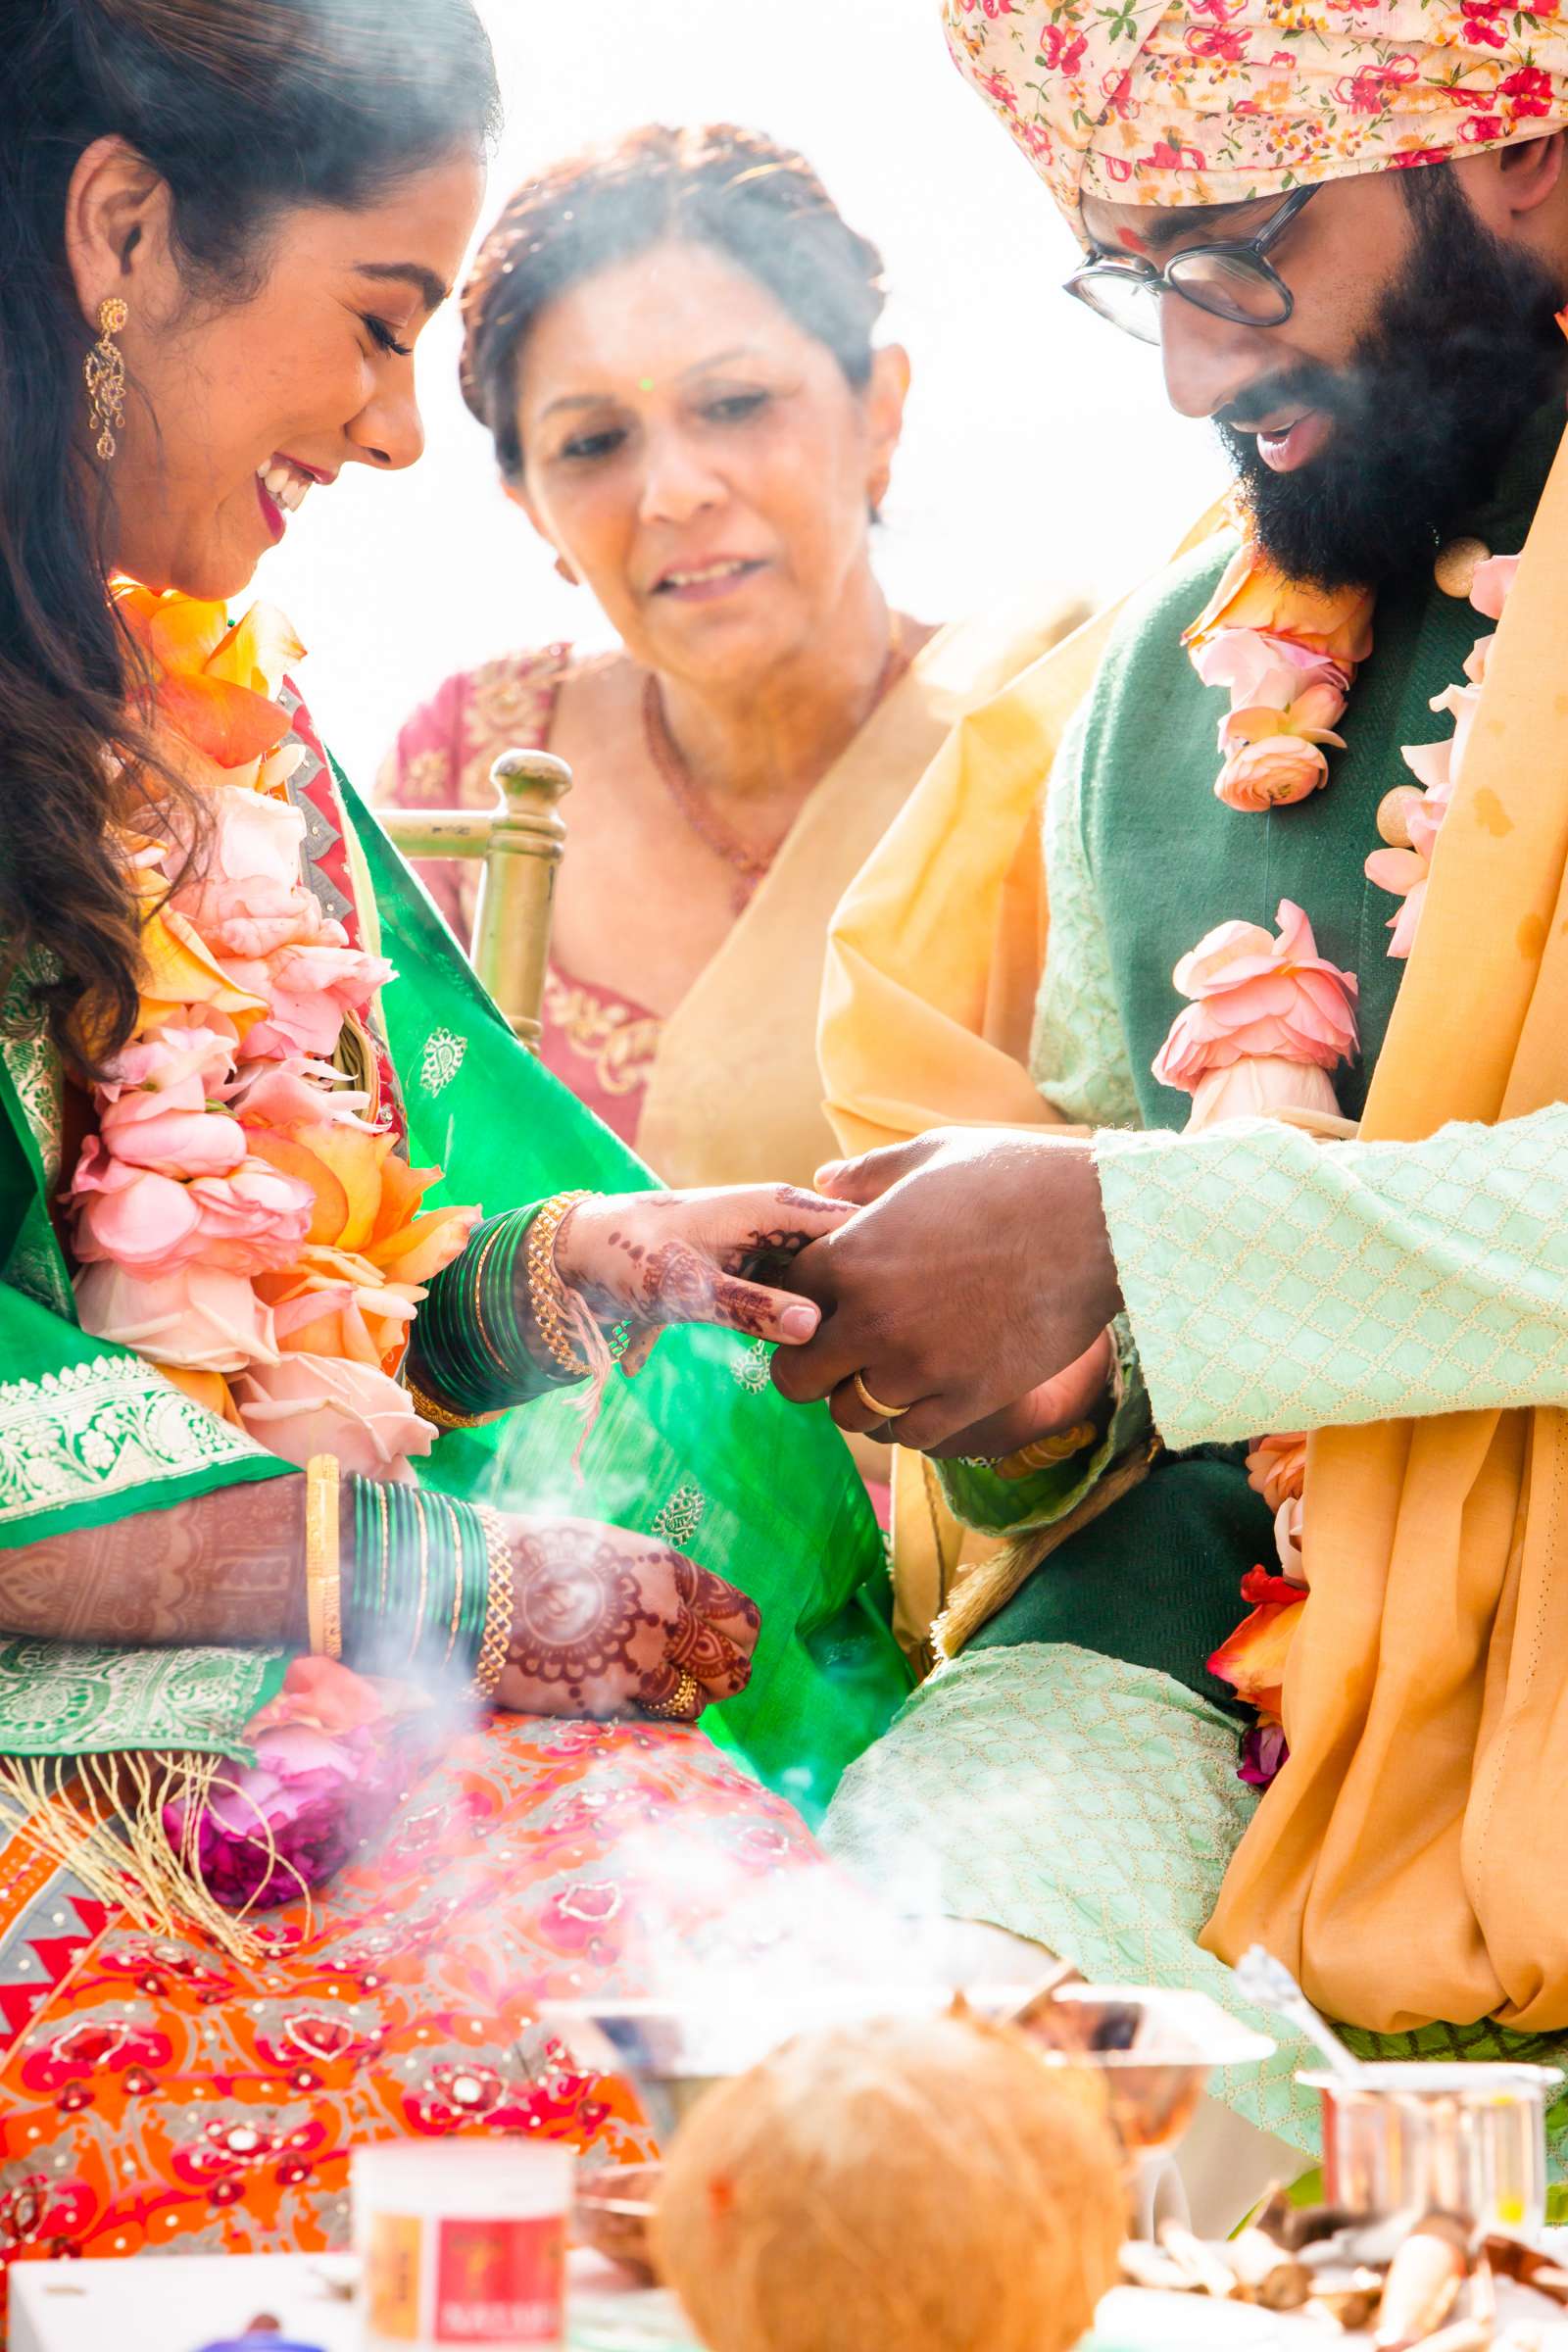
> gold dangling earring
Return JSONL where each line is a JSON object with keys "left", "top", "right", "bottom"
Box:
{"left": 84, "top": 297, "right": 128, "bottom": 463}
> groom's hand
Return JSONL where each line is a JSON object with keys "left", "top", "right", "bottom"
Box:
{"left": 769, "top": 1129, "right": 1123, "bottom": 1453}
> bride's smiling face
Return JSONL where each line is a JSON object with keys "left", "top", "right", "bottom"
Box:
{"left": 67, "top": 137, "right": 485, "bottom": 601}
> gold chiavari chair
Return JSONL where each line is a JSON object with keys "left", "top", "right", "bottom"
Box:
{"left": 377, "top": 749, "right": 571, "bottom": 1051}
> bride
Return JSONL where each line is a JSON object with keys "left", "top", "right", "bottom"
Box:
{"left": 0, "top": 0, "right": 906, "bottom": 2290}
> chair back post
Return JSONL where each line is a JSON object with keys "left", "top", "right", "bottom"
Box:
{"left": 471, "top": 749, "right": 572, "bottom": 1050}
{"left": 377, "top": 748, "right": 571, "bottom": 1052}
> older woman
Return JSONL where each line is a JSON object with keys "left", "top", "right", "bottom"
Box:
{"left": 377, "top": 123, "right": 1076, "bottom": 1191}
{"left": 0, "top": 0, "right": 907, "bottom": 2302}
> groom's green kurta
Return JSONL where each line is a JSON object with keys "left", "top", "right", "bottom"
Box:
{"left": 941, "top": 399, "right": 1568, "bottom": 1707}
{"left": 0, "top": 758, "right": 909, "bottom": 1816}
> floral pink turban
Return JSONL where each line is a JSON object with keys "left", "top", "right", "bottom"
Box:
{"left": 942, "top": 0, "right": 1568, "bottom": 221}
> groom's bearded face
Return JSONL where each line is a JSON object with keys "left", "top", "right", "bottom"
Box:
{"left": 1214, "top": 172, "right": 1566, "bottom": 588}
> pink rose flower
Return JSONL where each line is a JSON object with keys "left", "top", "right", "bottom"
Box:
{"left": 165, "top": 1719, "right": 411, "bottom": 1910}
{"left": 248, "top": 1655, "right": 419, "bottom": 1738}
{"left": 1365, "top": 772, "right": 1455, "bottom": 959}
{"left": 98, "top": 1017, "right": 236, "bottom": 1104}
{"left": 1469, "top": 552, "right": 1520, "bottom": 621}
{"left": 1194, "top": 631, "right": 1348, "bottom": 810}
{"left": 1246, "top": 1431, "right": 1307, "bottom": 1515}
{"left": 1193, "top": 628, "right": 1349, "bottom": 710}
{"left": 1274, "top": 1493, "right": 1304, "bottom": 1585}
{"left": 170, "top": 784, "right": 393, "bottom": 1063}
{"left": 71, "top": 1146, "right": 312, "bottom": 1279}
{"left": 184, "top": 780, "right": 307, "bottom": 892}
{"left": 178, "top": 869, "right": 322, "bottom": 965}
{"left": 1364, "top": 848, "right": 1428, "bottom": 959}
{"left": 231, "top": 1352, "right": 435, "bottom": 1477}
{"left": 74, "top": 1260, "right": 278, "bottom": 1374}
{"left": 238, "top": 938, "right": 394, "bottom": 1063}
{"left": 1400, "top": 736, "right": 1452, "bottom": 796}
{"left": 91, "top": 1021, "right": 245, "bottom": 1179}
{"left": 1213, "top": 735, "right": 1333, "bottom": 812}
{"left": 97, "top": 1095, "right": 246, "bottom": 1180}
{"left": 1153, "top": 900, "right": 1359, "bottom": 1097}
{"left": 1428, "top": 676, "right": 1485, "bottom": 778}
{"left": 230, "top": 1056, "right": 372, "bottom": 1130}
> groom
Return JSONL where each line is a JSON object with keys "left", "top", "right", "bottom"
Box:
{"left": 774, "top": 0, "right": 1568, "bottom": 2056}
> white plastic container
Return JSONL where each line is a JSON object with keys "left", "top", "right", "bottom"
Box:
{"left": 353, "top": 2138, "right": 572, "bottom": 2350}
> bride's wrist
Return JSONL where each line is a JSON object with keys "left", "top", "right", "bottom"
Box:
{"left": 516, "top": 1192, "right": 600, "bottom": 1379}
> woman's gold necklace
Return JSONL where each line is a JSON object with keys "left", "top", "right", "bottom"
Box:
{"left": 642, "top": 616, "right": 907, "bottom": 914}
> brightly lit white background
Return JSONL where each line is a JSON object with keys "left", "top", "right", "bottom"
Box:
{"left": 263, "top": 0, "right": 1229, "bottom": 783}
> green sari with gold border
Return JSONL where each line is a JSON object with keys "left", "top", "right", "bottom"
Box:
{"left": 0, "top": 730, "right": 908, "bottom": 1823}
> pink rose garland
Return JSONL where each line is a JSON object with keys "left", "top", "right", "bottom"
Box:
{"left": 1165, "top": 542, "right": 1379, "bottom": 1788}
{"left": 1364, "top": 550, "right": 1521, "bottom": 960}
{"left": 1192, "top": 631, "right": 1352, "bottom": 812}
{"left": 69, "top": 590, "right": 474, "bottom": 1477}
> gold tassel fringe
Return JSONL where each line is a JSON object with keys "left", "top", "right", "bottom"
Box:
{"left": 0, "top": 1751, "right": 314, "bottom": 1966}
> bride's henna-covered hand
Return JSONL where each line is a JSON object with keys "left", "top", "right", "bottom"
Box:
{"left": 491, "top": 1512, "right": 760, "bottom": 1721}
{"left": 552, "top": 1185, "right": 855, "bottom": 1366}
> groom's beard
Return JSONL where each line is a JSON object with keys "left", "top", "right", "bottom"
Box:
{"left": 1215, "top": 172, "right": 1567, "bottom": 592}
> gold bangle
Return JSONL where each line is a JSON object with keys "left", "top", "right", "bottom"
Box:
{"left": 404, "top": 1374, "right": 500, "bottom": 1435}
{"left": 525, "top": 1192, "right": 596, "bottom": 1379}
{"left": 471, "top": 1504, "right": 513, "bottom": 1701}
{"left": 304, "top": 1454, "right": 342, "bottom": 1660}
{"left": 995, "top": 1421, "right": 1100, "bottom": 1479}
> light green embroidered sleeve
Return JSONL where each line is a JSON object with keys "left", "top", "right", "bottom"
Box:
{"left": 1097, "top": 1103, "right": 1568, "bottom": 1447}
{"left": 935, "top": 712, "right": 1152, "bottom": 1537}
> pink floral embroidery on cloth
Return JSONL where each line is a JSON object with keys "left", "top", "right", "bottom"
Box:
{"left": 941, "top": 0, "right": 1568, "bottom": 222}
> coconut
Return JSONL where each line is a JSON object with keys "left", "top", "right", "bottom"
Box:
{"left": 653, "top": 2010, "right": 1125, "bottom": 2352}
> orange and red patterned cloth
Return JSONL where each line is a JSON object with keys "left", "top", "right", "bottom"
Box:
{"left": 0, "top": 1716, "right": 827, "bottom": 2316}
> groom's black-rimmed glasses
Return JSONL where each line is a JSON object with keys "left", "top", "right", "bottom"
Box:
{"left": 1065, "top": 184, "right": 1320, "bottom": 345}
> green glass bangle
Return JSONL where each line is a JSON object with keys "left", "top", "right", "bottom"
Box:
{"left": 413, "top": 1208, "right": 579, "bottom": 1416}
{"left": 342, "top": 1472, "right": 488, "bottom": 1688}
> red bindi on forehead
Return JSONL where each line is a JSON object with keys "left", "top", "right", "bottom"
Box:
{"left": 1116, "top": 226, "right": 1153, "bottom": 256}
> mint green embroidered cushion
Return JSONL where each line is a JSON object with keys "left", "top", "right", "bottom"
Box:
{"left": 824, "top": 1644, "right": 1568, "bottom": 2168}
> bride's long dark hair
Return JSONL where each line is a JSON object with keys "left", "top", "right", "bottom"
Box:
{"left": 0, "top": 0, "right": 499, "bottom": 1072}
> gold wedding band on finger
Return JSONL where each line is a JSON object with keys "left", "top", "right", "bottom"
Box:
{"left": 853, "top": 1372, "right": 909, "bottom": 1423}
{"left": 643, "top": 1668, "right": 702, "bottom": 1721}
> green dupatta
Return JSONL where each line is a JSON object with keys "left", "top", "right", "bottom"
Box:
{"left": 0, "top": 767, "right": 909, "bottom": 1832}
